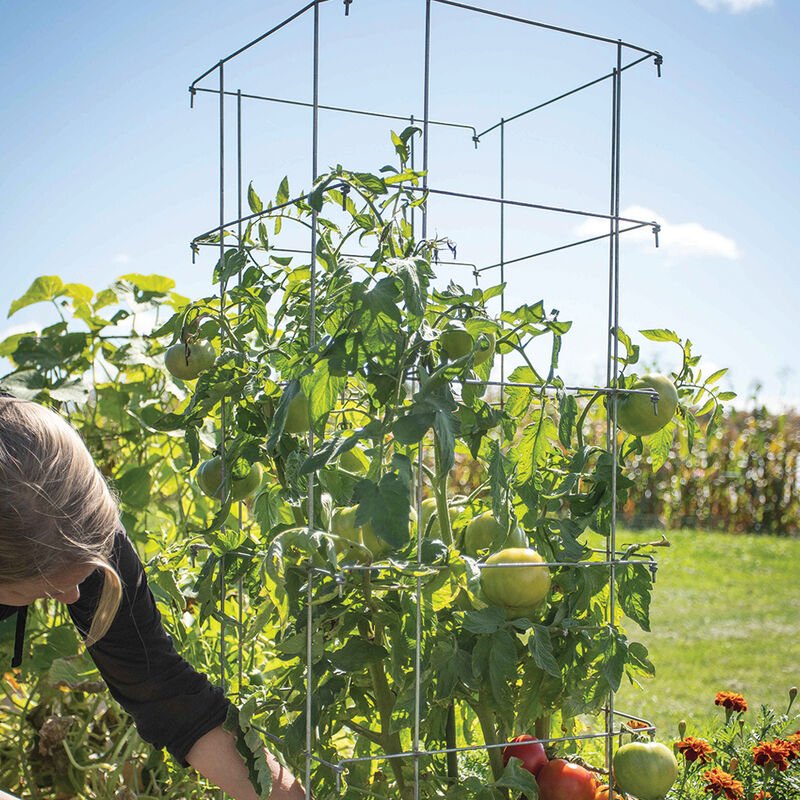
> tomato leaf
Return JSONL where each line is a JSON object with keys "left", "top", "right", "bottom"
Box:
{"left": 247, "top": 182, "right": 263, "bottom": 214}
{"left": 530, "top": 626, "right": 560, "bottom": 677}
{"left": 617, "top": 563, "right": 652, "bottom": 632}
{"left": 558, "top": 393, "right": 578, "bottom": 449}
{"left": 462, "top": 608, "right": 506, "bottom": 635}
{"left": 644, "top": 419, "right": 676, "bottom": 471}
{"left": 329, "top": 639, "right": 389, "bottom": 672}
{"left": 627, "top": 641, "right": 655, "bottom": 677}
{"left": 489, "top": 629, "right": 518, "bottom": 718}
{"left": 353, "top": 465, "right": 412, "bottom": 550}
{"left": 495, "top": 758, "right": 540, "bottom": 799}
{"left": 602, "top": 632, "right": 628, "bottom": 692}
{"left": 640, "top": 328, "right": 680, "bottom": 343}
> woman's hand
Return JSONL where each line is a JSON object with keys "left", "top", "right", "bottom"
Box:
{"left": 186, "top": 724, "right": 304, "bottom": 799}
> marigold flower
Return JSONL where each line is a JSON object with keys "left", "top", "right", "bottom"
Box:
{"left": 676, "top": 736, "right": 715, "bottom": 763}
{"left": 752, "top": 740, "right": 792, "bottom": 772}
{"left": 784, "top": 732, "right": 800, "bottom": 759}
{"left": 715, "top": 691, "right": 748, "bottom": 713}
{"left": 753, "top": 792, "right": 771, "bottom": 800}
{"left": 702, "top": 767, "right": 744, "bottom": 799}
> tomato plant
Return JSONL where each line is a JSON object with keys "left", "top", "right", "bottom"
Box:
{"left": 0, "top": 128, "right": 734, "bottom": 800}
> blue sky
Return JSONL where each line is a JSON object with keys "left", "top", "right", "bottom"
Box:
{"left": 1, "top": 0, "right": 797, "bottom": 407}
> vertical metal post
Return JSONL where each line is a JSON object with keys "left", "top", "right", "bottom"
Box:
{"left": 421, "top": 0, "right": 432, "bottom": 242}
{"left": 411, "top": 105, "right": 425, "bottom": 798}
{"left": 499, "top": 118, "right": 506, "bottom": 409}
{"left": 305, "top": 5, "right": 321, "bottom": 797}
{"left": 217, "top": 60, "right": 227, "bottom": 800}
{"left": 236, "top": 87, "right": 245, "bottom": 696}
{"left": 604, "top": 41, "right": 623, "bottom": 779}
{"left": 218, "top": 61, "right": 227, "bottom": 698}
{"left": 414, "top": 5, "right": 433, "bottom": 796}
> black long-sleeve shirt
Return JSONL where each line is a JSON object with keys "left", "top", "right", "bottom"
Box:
{"left": 0, "top": 530, "right": 231, "bottom": 766}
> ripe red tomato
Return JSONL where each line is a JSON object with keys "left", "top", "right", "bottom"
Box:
{"left": 502, "top": 735, "right": 548, "bottom": 777}
{"left": 537, "top": 759, "right": 597, "bottom": 800}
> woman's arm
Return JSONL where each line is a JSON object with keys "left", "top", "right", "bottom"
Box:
{"left": 185, "top": 725, "right": 304, "bottom": 800}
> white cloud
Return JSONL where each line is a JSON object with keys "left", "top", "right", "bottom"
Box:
{"left": 577, "top": 205, "right": 740, "bottom": 260}
{"left": 694, "top": 0, "right": 772, "bottom": 13}
{"left": 112, "top": 253, "right": 132, "bottom": 264}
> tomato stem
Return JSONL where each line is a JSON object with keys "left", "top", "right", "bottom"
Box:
{"left": 473, "top": 691, "right": 506, "bottom": 785}
{"left": 432, "top": 439, "right": 454, "bottom": 547}
{"left": 576, "top": 390, "right": 603, "bottom": 450}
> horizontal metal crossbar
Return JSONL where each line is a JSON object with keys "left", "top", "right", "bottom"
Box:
{"left": 433, "top": 0, "right": 661, "bottom": 59}
{"left": 191, "top": 86, "right": 478, "bottom": 141}
{"left": 190, "top": 179, "right": 657, "bottom": 245}
{"left": 309, "top": 718, "right": 655, "bottom": 773}
{"left": 476, "top": 53, "right": 655, "bottom": 140}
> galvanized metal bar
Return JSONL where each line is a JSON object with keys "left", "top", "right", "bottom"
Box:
{"left": 191, "top": 181, "right": 657, "bottom": 245}
{"left": 189, "top": 1, "right": 326, "bottom": 93}
{"left": 432, "top": 0, "right": 660, "bottom": 57}
{"left": 191, "top": 86, "right": 478, "bottom": 140}
{"left": 410, "top": 185, "right": 654, "bottom": 225}
{"left": 476, "top": 53, "right": 652, "bottom": 140}
{"left": 499, "top": 118, "right": 505, "bottom": 410}
{"left": 236, "top": 87, "right": 245, "bottom": 697}
{"left": 474, "top": 223, "right": 653, "bottom": 272}
{"left": 305, "top": 4, "right": 321, "bottom": 797}
{"left": 217, "top": 60, "right": 227, "bottom": 800}
{"left": 413, "top": 4, "right": 433, "bottom": 793}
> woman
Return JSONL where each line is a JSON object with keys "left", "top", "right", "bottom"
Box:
{"left": 0, "top": 397, "right": 304, "bottom": 799}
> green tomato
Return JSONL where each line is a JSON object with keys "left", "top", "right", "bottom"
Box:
{"left": 360, "top": 519, "right": 390, "bottom": 559}
{"left": 473, "top": 331, "right": 496, "bottom": 367}
{"left": 196, "top": 457, "right": 263, "bottom": 501}
{"left": 439, "top": 327, "right": 473, "bottom": 361}
{"left": 339, "top": 448, "right": 366, "bottom": 474}
{"left": 616, "top": 375, "right": 678, "bottom": 437}
{"left": 612, "top": 741, "right": 678, "bottom": 800}
{"left": 164, "top": 341, "right": 216, "bottom": 380}
{"left": 361, "top": 507, "right": 417, "bottom": 559}
{"left": 507, "top": 525, "right": 528, "bottom": 548}
{"left": 420, "top": 497, "right": 461, "bottom": 540}
{"left": 330, "top": 505, "right": 363, "bottom": 557}
{"left": 480, "top": 547, "right": 551, "bottom": 618}
{"left": 464, "top": 511, "right": 504, "bottom": 555}
{"left": 284, "top": 391, "right": 310, "bottom": 434}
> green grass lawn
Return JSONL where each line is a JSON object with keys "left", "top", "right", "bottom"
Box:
{"left": 612, "top": 528, "right": 800, "bottom": 739}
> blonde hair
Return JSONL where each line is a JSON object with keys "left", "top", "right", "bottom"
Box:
{"left": 0, "top": 398, "right": 122, "bottom": 646}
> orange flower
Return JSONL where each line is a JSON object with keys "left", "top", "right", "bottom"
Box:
{"left": 784, "top": 732, "right": 800, "bottom": 759}
{"left": 676, "top": 737, "right": 715, "bottom": 763}
{"left": 752, "top": 740, "right": 792, "bottom": 772}
{"left": 715, "top": 691, "right": 748, "bottom": 713}
{"left": 753, "top": 792, "right": 771, "bottom": 800}
{"left": 702, "top": 767, "right": 744, "bottom": 799}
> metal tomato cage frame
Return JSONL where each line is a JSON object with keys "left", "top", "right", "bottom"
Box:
{"left": 188, "top": 1, "right": 664, "bottom": 797}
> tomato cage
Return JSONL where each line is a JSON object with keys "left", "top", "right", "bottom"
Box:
{"left": 186, "top": 1, "right": 665, "bottom": 797}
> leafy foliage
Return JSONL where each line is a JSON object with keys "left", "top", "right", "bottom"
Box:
{"left": 0, "top": 131, "right": 730, "bottom": 799}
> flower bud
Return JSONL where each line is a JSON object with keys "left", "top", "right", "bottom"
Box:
{"left": 729, "top": 757, "right": 739, "bottom": 771}
{"left": 678, "top": 719, "right": 687, "bottom": 738}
